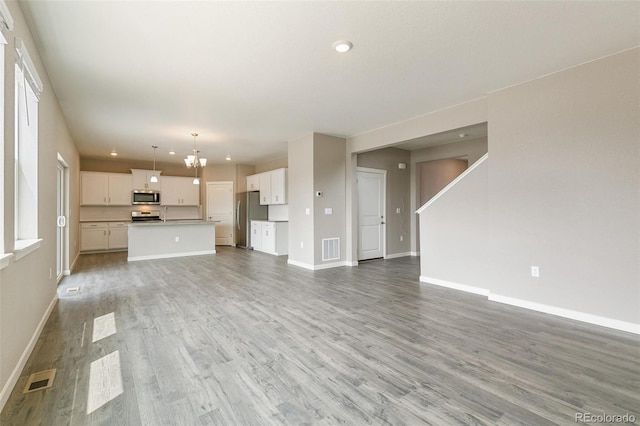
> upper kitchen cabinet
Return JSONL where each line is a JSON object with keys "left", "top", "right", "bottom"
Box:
{"left": 253, "top": 168, "right": 288, "bottom": 205}
{"left": 161, "top": 176, "right": 200, "bottom": 206}
{"left": 131, "top": 169, "right": 162, "bottom": 190}
{"left": 259, "top": 172, "right": 271, "bottom": 205}
{"left": 270, "top": 168, "right": 287, "bottom": 205}
{"left": 246, "top": 174, "right": 260, "bottom": 192}
{"left": 80, "top": 172, "right": 132, "bottom": 206}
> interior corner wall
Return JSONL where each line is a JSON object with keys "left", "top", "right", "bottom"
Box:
{"left": 313, "top": 134, "right": 346, "bottom": 265}
{"left": 410, "top": 137, "right": 488, "bottom": 253}
{"left": 487, "top": 47, "right": 640, "bottom": 324}
{"left": 235, "top": 164, "right": 256, "bottom": 193}
{"left": 357, "top": 147, "right": 411, "bottom": 257}
{"left": 287, "top": 134, "right": 315, "bottom": 266}
{"left": 1, "top": 0, "right": 80, "bottom": 410}
{"left": 420, "top": 159, "right": 488, "bottom": 288}
{"left": 254, "top": 156, "right": 288, "bottom": 173}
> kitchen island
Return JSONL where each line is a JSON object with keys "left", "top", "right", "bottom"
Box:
{"left": 128, "top": 220, "right": 215, "bottom": 262}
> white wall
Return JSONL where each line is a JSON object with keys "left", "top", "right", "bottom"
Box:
{"left": 486, "top": 48, "right": 639, "bottom": 327}
{"left": 1, "top": 0, "right": 80, "bottom": 409}
{"left": 417, "top": 48, "right": 639, "bottom": 331}
{"left": 287, "top": 134, "right": 315, "bottom": 266}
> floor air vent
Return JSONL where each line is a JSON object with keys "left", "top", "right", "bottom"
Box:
{"left": 322, "top": 238, "right": 340, "bottom": 261}
{"left": 66, "top": 286, "right": 80, "bottom": 294}
{"left": 24, "top": 369, "right": 56, "bottom": 393}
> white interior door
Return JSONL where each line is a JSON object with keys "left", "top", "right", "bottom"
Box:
{"left": 357, "top": 168, "right": 385, "bottom": 260}
{"left": 206, "top": 181, "right": 234, "bottom": 246}
{"left": 56, "top": 159, "right": 67, "bottom": 282}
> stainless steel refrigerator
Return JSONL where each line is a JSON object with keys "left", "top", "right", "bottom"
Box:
{"left": 235, "top": 191, "right": 268, "bottom": 249}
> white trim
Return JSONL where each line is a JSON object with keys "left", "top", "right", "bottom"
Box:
{"left": 384, "top": 252, "right": 412, "bottom": 260}
{"left": 489, "top": 294, "right": 640, "bottom": 335}
{"left": 0, "top": 0, "right": 14, "bottom": 31}
{"left": 420, "top": 276, "right": 490, "bottom": 296}
{"left": 0, "top": 253, "right": 13, "bottom": 270}
{"left": 0, "top": 294, "right": 58, "bottom": 411}
{"left": 15, "top": 38, "right": 43, "bottom": 96}
{"left": 416, "top": 153, "right": 488, "bottom": 214}
{"left": 14, "top": 238, "right": 42, "bottom": 261}
{"left": 287, "top": 259, "right": 348, "bottom": 270}
{"left": 410, "top": 251, "right": 420, "bottom": 256}
{"left": 287, "top": 259, "right": 315, "bottom": 270}
{"left": 70, "top": 251, "right": 80, "bottom": 272}
{"left": 127, "top": 249, "right": 216, "bottom": 262}
{"left": 346, "top": 260, "right": 358, "bottom": 267}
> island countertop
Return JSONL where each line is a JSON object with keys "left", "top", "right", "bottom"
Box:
{"left": 128, "top": 220, "right": 213, "bottom": 227}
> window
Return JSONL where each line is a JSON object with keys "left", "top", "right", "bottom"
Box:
{"left": 14, "top": 38, "right": 42, "bottom": 249}
{"left": 0, "top": 1, "right": 12, "bottom": 265}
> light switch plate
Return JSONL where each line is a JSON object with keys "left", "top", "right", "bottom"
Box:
{"left": 325, "top": 208, "right": 333, "bottom": 215}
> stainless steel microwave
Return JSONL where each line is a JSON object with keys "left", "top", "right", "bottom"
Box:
{"left": 132, "top": 190, "right": 161, "bottom": 205}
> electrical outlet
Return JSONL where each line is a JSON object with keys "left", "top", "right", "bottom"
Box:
{"left": 175, "top": 236, "right": 180, "bottom": 242}
{"left": 49, "top": 268, "right": 52, "bottom": 279}
{"left": 396, "top": 208, "right": 401, "bottom": 214}
{"left": 531, "top": 266, "right": 540, "bottom": 277}
{"left": 300, "top": 242, "right": 304, "bottom": 248}
{"left": 400, "top": 235, "right": 403, "bottom": 242}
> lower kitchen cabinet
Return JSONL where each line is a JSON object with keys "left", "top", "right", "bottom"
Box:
{"left": 250, "top": 220, "right": 288, "bottom": 256}
{"left": 80, "top": 222, "right": 129, "bottom": 252}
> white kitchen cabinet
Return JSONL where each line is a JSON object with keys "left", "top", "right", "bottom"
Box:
{"left": 259, "top": 173, "right": 271, "bottom": 205}
{"left": 270, "top": 168, "right": 287, "bottom": 205}
{"left": 246, "top": 174, "right": 260, "bottom": 192}
{"left": 107, "top": 222, "right": 129, "bottom": 249}
{"left": 251, "top": 168, "right": 287, "bottom": 205}
{"left": 251, "top": 221, "right": 262, "bottom": 249}
{"left": 80, "top": 222, "right": 129, "bottom": 251}
{"left": 80, "top": 222, "right": 108, "bottom": 251}
{"left": 161, "top": 176, "right": 200, "bottom": 206}
{"left": 131, "top": 169, "right": 161, "bottom": 190}
{"left": 80, "top": 172, "right": 132, "bottom": 206}
{"left": 251, "top": 220, "right": 288, "bottom": 256}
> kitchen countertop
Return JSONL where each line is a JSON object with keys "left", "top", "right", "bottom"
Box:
{"left": 128, "top": 220, "right": 213, "bottom": 227}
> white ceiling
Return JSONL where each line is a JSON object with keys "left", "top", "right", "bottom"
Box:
{"left": 20, "top": 1, "right": 640, "bottom": 165}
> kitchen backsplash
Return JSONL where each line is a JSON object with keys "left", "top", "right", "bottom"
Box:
{"left": 80, "top": 206, "right": 202, "bottom": 222}
{"left": 268, "top": 204, "right": 289, "bottom": 221}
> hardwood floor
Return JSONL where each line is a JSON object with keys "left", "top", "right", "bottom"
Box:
{"left": 2, "top": 248, "right": 639, "bottom": 425}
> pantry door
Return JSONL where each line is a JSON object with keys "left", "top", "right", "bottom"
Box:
{"left": 206, "top": 181, "right": 234, "bottom": 246}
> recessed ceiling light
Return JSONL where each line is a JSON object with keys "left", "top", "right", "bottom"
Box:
{"left": 225, "top": 155, "right": 231, "bottom": 161}
{"left": 110, "top": 151, "right": 118, "bottom": 156}
{"left": 459, "top": 133, "right": 467, "bottom": 138}
{"left": 169, "top": 149, "right": 175, "bottom": 155}
{"left": 333, "top": 40, "right": 353, "bottom": 53}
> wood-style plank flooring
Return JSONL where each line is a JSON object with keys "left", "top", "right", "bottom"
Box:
{"left": 2, "top": 248, "right": 639, "bottom": 425}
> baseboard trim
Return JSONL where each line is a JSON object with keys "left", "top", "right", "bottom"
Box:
{"left": 384, "top": 252, "right": 412, "bottom": 260}
{"left": 420, "top": 275, "right": 639, "bottom": 334}
{"left": 69, "top": 251, "right": 80, "bottom": 274}
{"left": 346, "top": 261, "right": 358, "bottom": 267}
{"left": 489, "top": 293, "right": 640, "bottom": 335}
{"left": 410, "top": 251, "right": 420, "bottom": 256}
{"left": 287, "top": 259, "right": 348, "bottom": 270}
{"left": 127, "top": 249, "right": 216, "bottom": 262}
{"left": 0, "top": 294, "right": 58, "bottom": 411}
{"left": 420, "top": 276, "right": 490, "bottom": 296}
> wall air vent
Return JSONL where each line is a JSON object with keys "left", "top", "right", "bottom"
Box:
{"left": 322, "top": 238, "right": 340, "bottom": 261}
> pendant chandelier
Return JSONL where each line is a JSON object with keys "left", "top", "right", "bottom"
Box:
{"left": 184, "top": 132, "right": 207, "bottom": 184}
{"left": 150, "top": 145, "right": 159, "bottom": 183}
